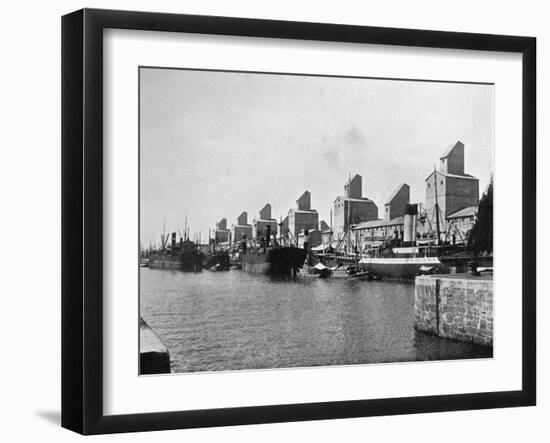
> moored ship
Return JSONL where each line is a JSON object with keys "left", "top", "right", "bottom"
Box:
{"left": 357, "top": 245, "right": 447, "bottom": 279}
{"left": 149, "top": 238, "right": 204, "bottom": 272}
{"left": 240, "top": 225, "right": 306, "bottom": 275}
{"left": 315, "top": 190, "right": 464, "bottom": 280}
{"left": 241, "top": 246, "right": 306, "bottom": 275}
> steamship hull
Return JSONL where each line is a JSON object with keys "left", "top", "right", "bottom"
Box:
{"left": 148, "top": 253, "right": 203, "bottom": 272}
{"left": 358, "top": 256, "right": 445, "bottom": 280}
{"left": 241, "top": 247, "right": 306, "bottom": 275}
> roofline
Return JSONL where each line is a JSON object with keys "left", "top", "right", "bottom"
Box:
{"left": 440, "top": 140, "right": 464, "bottom": 159}
{"left": 352, "top": 216, "right": 405, "bottom": 230}
{"left": 253, "top": 218, "right": 278, "bottom": 223}
{"left": 289, "top": 209, "right": 319, "bottom": 214}
{"left": 425, "top": 170, "right": 479, "bottom": 181}
{"left": 446, "top": 206, "right": 478, "bottom": 218}
{"left": 384, "top": 182, "right": 409, "bottom": 205}
{"left": 333, "top": 195, "right": 375, "bottom": 203}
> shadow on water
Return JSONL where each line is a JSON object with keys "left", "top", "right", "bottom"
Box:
{"left": 414, "top": 330, "right": 493, "bottom": 361}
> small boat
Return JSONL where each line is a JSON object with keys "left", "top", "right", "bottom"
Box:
{"left": 328, "top": 265, "right": 371, "bottom": 279}
{"left": 298, "top": 262, "right": 331, "bottom": 278}
{"left": 205, "top": 251, "right": 231, "bottom": 271}
{"left": 299, "top": 258, "right": 371, "bottom": 280}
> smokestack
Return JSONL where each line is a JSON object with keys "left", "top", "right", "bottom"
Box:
{"left": 171, "top": 232, "right": 177, "bottom": 249}
{"left": 303, "top": 229, "right": 310, "bottom": 251}
{"left": 265, "top": 224, "right": 271, "bottom": 248}
{"left": 403, "top": 204, "right": 418, "bottom": 243}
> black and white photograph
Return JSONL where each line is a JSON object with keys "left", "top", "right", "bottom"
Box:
{"left": 138, "top": 67, "right": 494, "bottom": 375}
{"left": 1, "top": 0, "right": 545, "bottom": 439}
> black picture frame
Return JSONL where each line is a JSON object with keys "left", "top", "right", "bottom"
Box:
{"left": 61, "top": 8, "right": 536, "bottom": 435}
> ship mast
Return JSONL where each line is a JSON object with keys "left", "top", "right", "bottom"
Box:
{"left": 329, "top": 207, "right": 333, "bottom": 252}
{"left": 161, "top": 218, "right": 167, "bottom": 252}
{"left": 433, "top": 165, "right": 441, "bottom": 244}
{"left": 347, "top": 173, "right": 351, "bottom": 254}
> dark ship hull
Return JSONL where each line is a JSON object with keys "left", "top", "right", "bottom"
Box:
{"left": 241, "top": 247, "right": 306, "bottom": 275}
{"left": 148, "top": 252, "right": 203, "bottom": 272}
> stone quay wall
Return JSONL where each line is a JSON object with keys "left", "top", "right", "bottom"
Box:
{"left": 140, "top": 317, "right": 171, "bottom": 374}
{"left": 414, "top": 275, "right": 493, "bottom": 346}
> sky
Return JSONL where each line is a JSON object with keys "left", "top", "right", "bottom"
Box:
{"left": 140, "top": 67, "right": 494, "bottom": 247}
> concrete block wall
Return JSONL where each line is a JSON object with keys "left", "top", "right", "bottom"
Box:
{"left": 414, "top": 275, "right": 493, "bottom": 346}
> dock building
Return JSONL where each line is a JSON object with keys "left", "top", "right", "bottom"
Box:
{"left": 351, "top": 143, "right": 481, "bottom": 247}
{"left": 278, "top": 215, "right": 290, "bottom": 242}
{"left": 445, "top": 206, "right": 478, "bottom": 244}
{"left": 297, "top": 229, "right": 323, "bottom": 249}
{"left": 423, "top": 141, "right": 479, "bottom": 236}
{"left": 287, "top": 191, "right": 319, "bottom": 240}
{"left": 353, "top": 216, "right": 406, "bottom": 244}
{"left": 384, "top": 183, "right": 410, "bottom": 221}
{"left": 253, "top": 204, "right": 278, "bottom": 241}
{"left": 352, "top": 183, "right": 410, "bottom": 245}
{"left": 333, "top": 174, "right": 378, "bottom": 240}
{"left": 214, "top": 218, "right": 230, "bottom": 243}
{"left": 354, "top": 204, "right": 478, "bottom": 247}
{"left": 231, "top": 211, "right": 253, "bottom": 244}
{"left": 319, "top": 220, "right": 333, "bottom": 247}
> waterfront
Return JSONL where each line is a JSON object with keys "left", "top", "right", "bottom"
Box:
{"left": 140, "top": 268, "right": 491, "bottom": 373}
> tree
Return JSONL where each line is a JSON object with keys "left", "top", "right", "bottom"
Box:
{"left": 467, "top": 177, "right": 493, "bottom": 254}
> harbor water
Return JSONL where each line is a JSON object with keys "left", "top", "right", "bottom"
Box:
{"left": 140, "top": 268, "right": 492, "bottom": 373}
